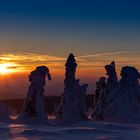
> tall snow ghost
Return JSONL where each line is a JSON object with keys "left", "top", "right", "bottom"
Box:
{"left": 17, "top": 66, "right": 51, "bottom": 123}
{"left": 57, "top": 53, "right": 88, "bottom": 122}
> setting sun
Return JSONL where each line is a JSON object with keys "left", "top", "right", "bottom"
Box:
{"left": 0, "top": 63, "right": 18, "bottom": 74}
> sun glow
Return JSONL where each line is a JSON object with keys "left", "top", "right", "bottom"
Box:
{"left": 0, "top": 63, "right": 18, "bottom": 74}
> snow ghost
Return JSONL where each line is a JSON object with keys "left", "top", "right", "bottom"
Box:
{"left": 17, "top": 66, "right": 51, "bottom": 123}
{"left": 93, "top": 77, "right": 106, "bottom": 108}
{"left": 105, "top": 61, "right": 118, "bottom": 88}
{"left": 120, "top": 66, "right": 140, "bottom": 88}
{"left": 57, "top": 53, "right": 88, "bottom": 122}
{"left": 92, "top": 61, "right": 118, "bottom": 120}
{"left": 103, "top": 66, "right": 140, "bottom": 123}
{"left": 92, "top": 62, "right": 140, "bottom": 123}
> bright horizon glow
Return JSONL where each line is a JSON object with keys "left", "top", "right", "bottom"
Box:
{"left": 0, "top": 63, "right": 19, "bottom": 74}
{"left": 0, "top": 52, "right": 139, "bottom": 75}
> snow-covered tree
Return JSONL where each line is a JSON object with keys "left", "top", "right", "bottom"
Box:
{"left": 57, "top": 53, "right": 88, "bottom": 122}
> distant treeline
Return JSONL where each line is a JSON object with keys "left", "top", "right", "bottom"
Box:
{"left": 2, "top": 94, "right": 94, "bottom": 115}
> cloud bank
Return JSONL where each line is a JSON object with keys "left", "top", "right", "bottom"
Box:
{"left": 0, "top": 51, "right": 139, "bottom": 73}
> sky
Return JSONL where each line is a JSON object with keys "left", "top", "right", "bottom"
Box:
{"left": 0, "top": 0, "right": 140, "bottom": 99}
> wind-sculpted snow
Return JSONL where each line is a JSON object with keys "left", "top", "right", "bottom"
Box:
{"left": 57, "top": 54, "right": 88, "bottom": 122}
{"left": 16, "top": 66, "right": 51, "bottom": 123}
{"left": 92, "top": 62, "right": 140, "bottom": 123}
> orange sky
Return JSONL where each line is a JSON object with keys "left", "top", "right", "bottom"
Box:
{"left": 0, "top": 0, "right": 140, "bottom": 99}
{"left": 0, "top": 52, "right": 139, "bottom": 99}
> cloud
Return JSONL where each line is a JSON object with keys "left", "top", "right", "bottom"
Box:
{"left": 0, "top": 51, "right": 139, "bottom": 72}
{"left": 0, "top": 52, "right": 67, "bottom": 71}
{"left": 76, "top": 51, "right": 140, "bottom": 70}
{"left": 76, "top": 51, "right": 131, "bottom": 59}
{"left": 0, "top": 52, "right": 66, "bottom": 61}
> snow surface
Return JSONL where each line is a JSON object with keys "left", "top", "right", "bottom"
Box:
{"left": 1, "top": 118, "right": 140, "bottom": 140}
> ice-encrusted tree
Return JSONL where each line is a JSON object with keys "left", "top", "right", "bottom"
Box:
{"left": 92, "top": 61, "right": 118, "bottom": 120}
{"left": 93, "top": 77, "right": 106, "bottom": 109}
{"left": 57, "top": 53, "right": 88, "bottom": 122}
{"left": 104, "top": 66, "right": 140, "bottom": 123}
{"left": 64, "top": 53, "right": 77, "bottom": 91}
{"left": 92, "top": 62, "right": 140, "bottom": 123}
{"left": 17, "top": 66, "right": 51, "bottom": 123}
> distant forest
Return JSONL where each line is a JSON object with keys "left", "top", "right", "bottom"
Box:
{"left": 2, "top": 94, "right": 94, "bottom": 115}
